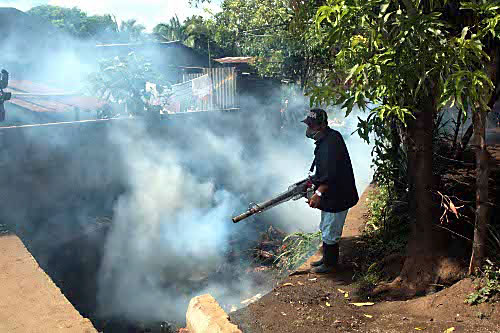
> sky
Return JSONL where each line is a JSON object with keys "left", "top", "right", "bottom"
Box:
{"left": 0, "top": 0, "right": 223, "bottom": 31}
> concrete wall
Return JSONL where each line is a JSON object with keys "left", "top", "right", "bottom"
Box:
{"left": 0, "top": 119, "right": 124, "bottom": 248}
{"left": 0, "top": 109, "right": 261, "bottom": 251}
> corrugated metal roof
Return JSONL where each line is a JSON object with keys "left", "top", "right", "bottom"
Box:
{"left": 213, "top": 57, "right": 255, "bottom": 64}
{"left": 95, "top": 40, "right": 182, "bottom": 48}
{"left": 6, "top": 80, "right": 105, "bottom": 113}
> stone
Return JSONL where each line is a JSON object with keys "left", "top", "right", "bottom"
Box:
{"left": 186, "top": 294, "right": 242, "bottom": 333}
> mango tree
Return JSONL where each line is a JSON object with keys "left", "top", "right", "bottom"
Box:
{"left": 309, "top": 0, "right": 499, "bottom": 293}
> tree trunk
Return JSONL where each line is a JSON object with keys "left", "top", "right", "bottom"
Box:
{"left": 468, "top": 46, "right": 497, "bottom": 274}
{"left": 407, "top": 95, "right": 435, "bottom": 257}
{"left": 469, "top": 109, "right": 489, "bottom": 274}
{"left": 375, "top": 93, "right": 437, "bottom": 295}
{"left": 452, "top": 108, "right": 463, "bottom": 154}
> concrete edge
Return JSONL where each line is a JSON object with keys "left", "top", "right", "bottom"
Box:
{"left": 0, "top": 234, "right": 97, "bottom": 332}
{"left": 186, "top": 294, "right": 242, "bottom": 333}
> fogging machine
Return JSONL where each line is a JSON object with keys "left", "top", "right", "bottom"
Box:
{"left": 232, "top": 178, "right": 315, "bottom": 223}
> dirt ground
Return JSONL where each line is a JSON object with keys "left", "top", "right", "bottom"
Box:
{"left": 0, "top": 234, "right": 97, "bottom": 333}
{"left": 230, "top": 139, "right": 500, "bottom": 333}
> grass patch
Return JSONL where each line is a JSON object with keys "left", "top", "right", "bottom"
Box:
{"left": 274, "top": 231, "right": 322, "bottom": 273}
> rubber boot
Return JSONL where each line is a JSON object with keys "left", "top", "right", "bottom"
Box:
{"left": 310, "top": 242, "right": 326, "bottom": 267}
{"left": 310, "top": 243, "right": 339, "bottom": 274}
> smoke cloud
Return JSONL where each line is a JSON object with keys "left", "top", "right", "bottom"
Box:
{"left": 96, "top": 101, "right": 373, "bottom": 323}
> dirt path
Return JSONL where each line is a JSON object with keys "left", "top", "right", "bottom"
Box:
{"left": 230, "top": 183, "right": 500, "bottom": 332}
{"left": 0, "top": 234, "right": 97, "bottom": 333}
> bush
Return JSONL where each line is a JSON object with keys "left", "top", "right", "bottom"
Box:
{"left": 466, "top": 260, "right": 500, "bottom": 305}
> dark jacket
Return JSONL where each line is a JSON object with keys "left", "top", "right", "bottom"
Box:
{"left": 311, "top": 127, "right": 359, "bottom": 212}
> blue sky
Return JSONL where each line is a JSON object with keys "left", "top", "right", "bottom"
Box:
{"left": 0, "top": 0, "right": 223, "bottom": 30}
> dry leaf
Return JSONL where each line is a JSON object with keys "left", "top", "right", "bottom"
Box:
{"left": 449, "top": 201, "right": 457, "bottom": 215}
{"left": 308, "top": 278, "right": 317, "bottom": 282}
{"left": 282, "top": 283, "right": 294, "bottom": 287}
{"left": 364, "top": 314, "right": 373, "bottom": 318}
{"left": 326, "top": 302, "right": 331, "bottom": 307}
{"left": 297, "top": 281, "right": 304, "bottom": 286}
{"left": 338, "top": 289, "right": 346, "bottom": 293}
{"left": 415, "top": 328, "right": 425, "bottom": 331}
{"left": 444, "top": 328, "right": 455, "bottom": 333}
{"left": 344, "top": 292, "right": 349, "bottom": 298}
{"left": 350, "top": 302, "right": 375, "bottom": 307}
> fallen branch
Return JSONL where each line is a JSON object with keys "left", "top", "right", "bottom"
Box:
{"left": 435, "top": 191, "right": 464, "bottom": 224}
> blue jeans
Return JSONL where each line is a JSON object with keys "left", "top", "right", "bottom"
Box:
{"left": 320, "top": 210, "right": 349, "bottom": 245}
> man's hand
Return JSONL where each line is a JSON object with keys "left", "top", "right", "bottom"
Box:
{"left": 308, "top": 193, "right": 321, "bottom": 209}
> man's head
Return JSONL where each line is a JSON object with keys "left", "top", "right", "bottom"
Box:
{"left": 302, "top": 108, "right": 328, "bottom": 139}
{"left": 302, "top": 108, "right": 328, "bottom": 128}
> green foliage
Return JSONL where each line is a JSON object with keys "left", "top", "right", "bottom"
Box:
{"left": 365, "top": 185, "right": 409, "bottom": 242}
{"left": 27, "top": 5, "right": 118, "bottom": 41}
{"left": 357, "top": 112, "right": 408, "bottom": 188}
{"left": 117, "top": 19, "right": 146, "bottom": 42}
{"left": 365, "top": 185, "right": 389, "bottom": 232}
{"left": 155, "top": 1, "right": 332, "bottom": 84}
{"left": 183, "top": 0, "right": 329, "bottom": 85}
{"left": 152, "top": 14, "right": 233, "bottom": 59}
{"left": 183, "top": 16, "right": 219, "bottom": 54}
{"left": 466, "top": 260, "right": 500, "bottom": 305}
{"left": 306, "top": 4, "right": 500, "bottom": 273}
{"left": 153, "top": 15, "right": 186, "bottom": 41}
{"left": 28, "top": 5, "right": 147, "bottom": 42}
{"left": 356, "top": 261, "right": 383, "bottom": 295}
{"left": 87, "top": 53, "right": 171, "bottom": 117}
{"left": 274, "top": 231, "right": 322, "bottom": 272}
{"left": 309, "top": 0, "right": 499, "bottom": 122}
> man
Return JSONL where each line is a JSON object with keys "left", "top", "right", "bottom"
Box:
{"left": 302, "top": 108, "right": 359, "bottom": 274}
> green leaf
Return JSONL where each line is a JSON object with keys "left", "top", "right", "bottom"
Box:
{"left": 345, "top": 64, "right": 360, "bottom": 83}
{"left": 380, "top": 1, "right": 391, "bottom": 15}
{"left": 460, "top": 26, "right": 469, "bottom": 40}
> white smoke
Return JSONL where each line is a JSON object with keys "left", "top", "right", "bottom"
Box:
{"left": 97, "top": 101, "right": 374, "bottom": 323}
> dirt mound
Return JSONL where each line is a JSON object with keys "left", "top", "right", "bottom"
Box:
{"left": 375, "top": 279, "right": 499, "bottom": 328}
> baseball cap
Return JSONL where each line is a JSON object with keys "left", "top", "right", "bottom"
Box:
{"left": 301, "top": 108, "right": 328, "bottom": 126}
